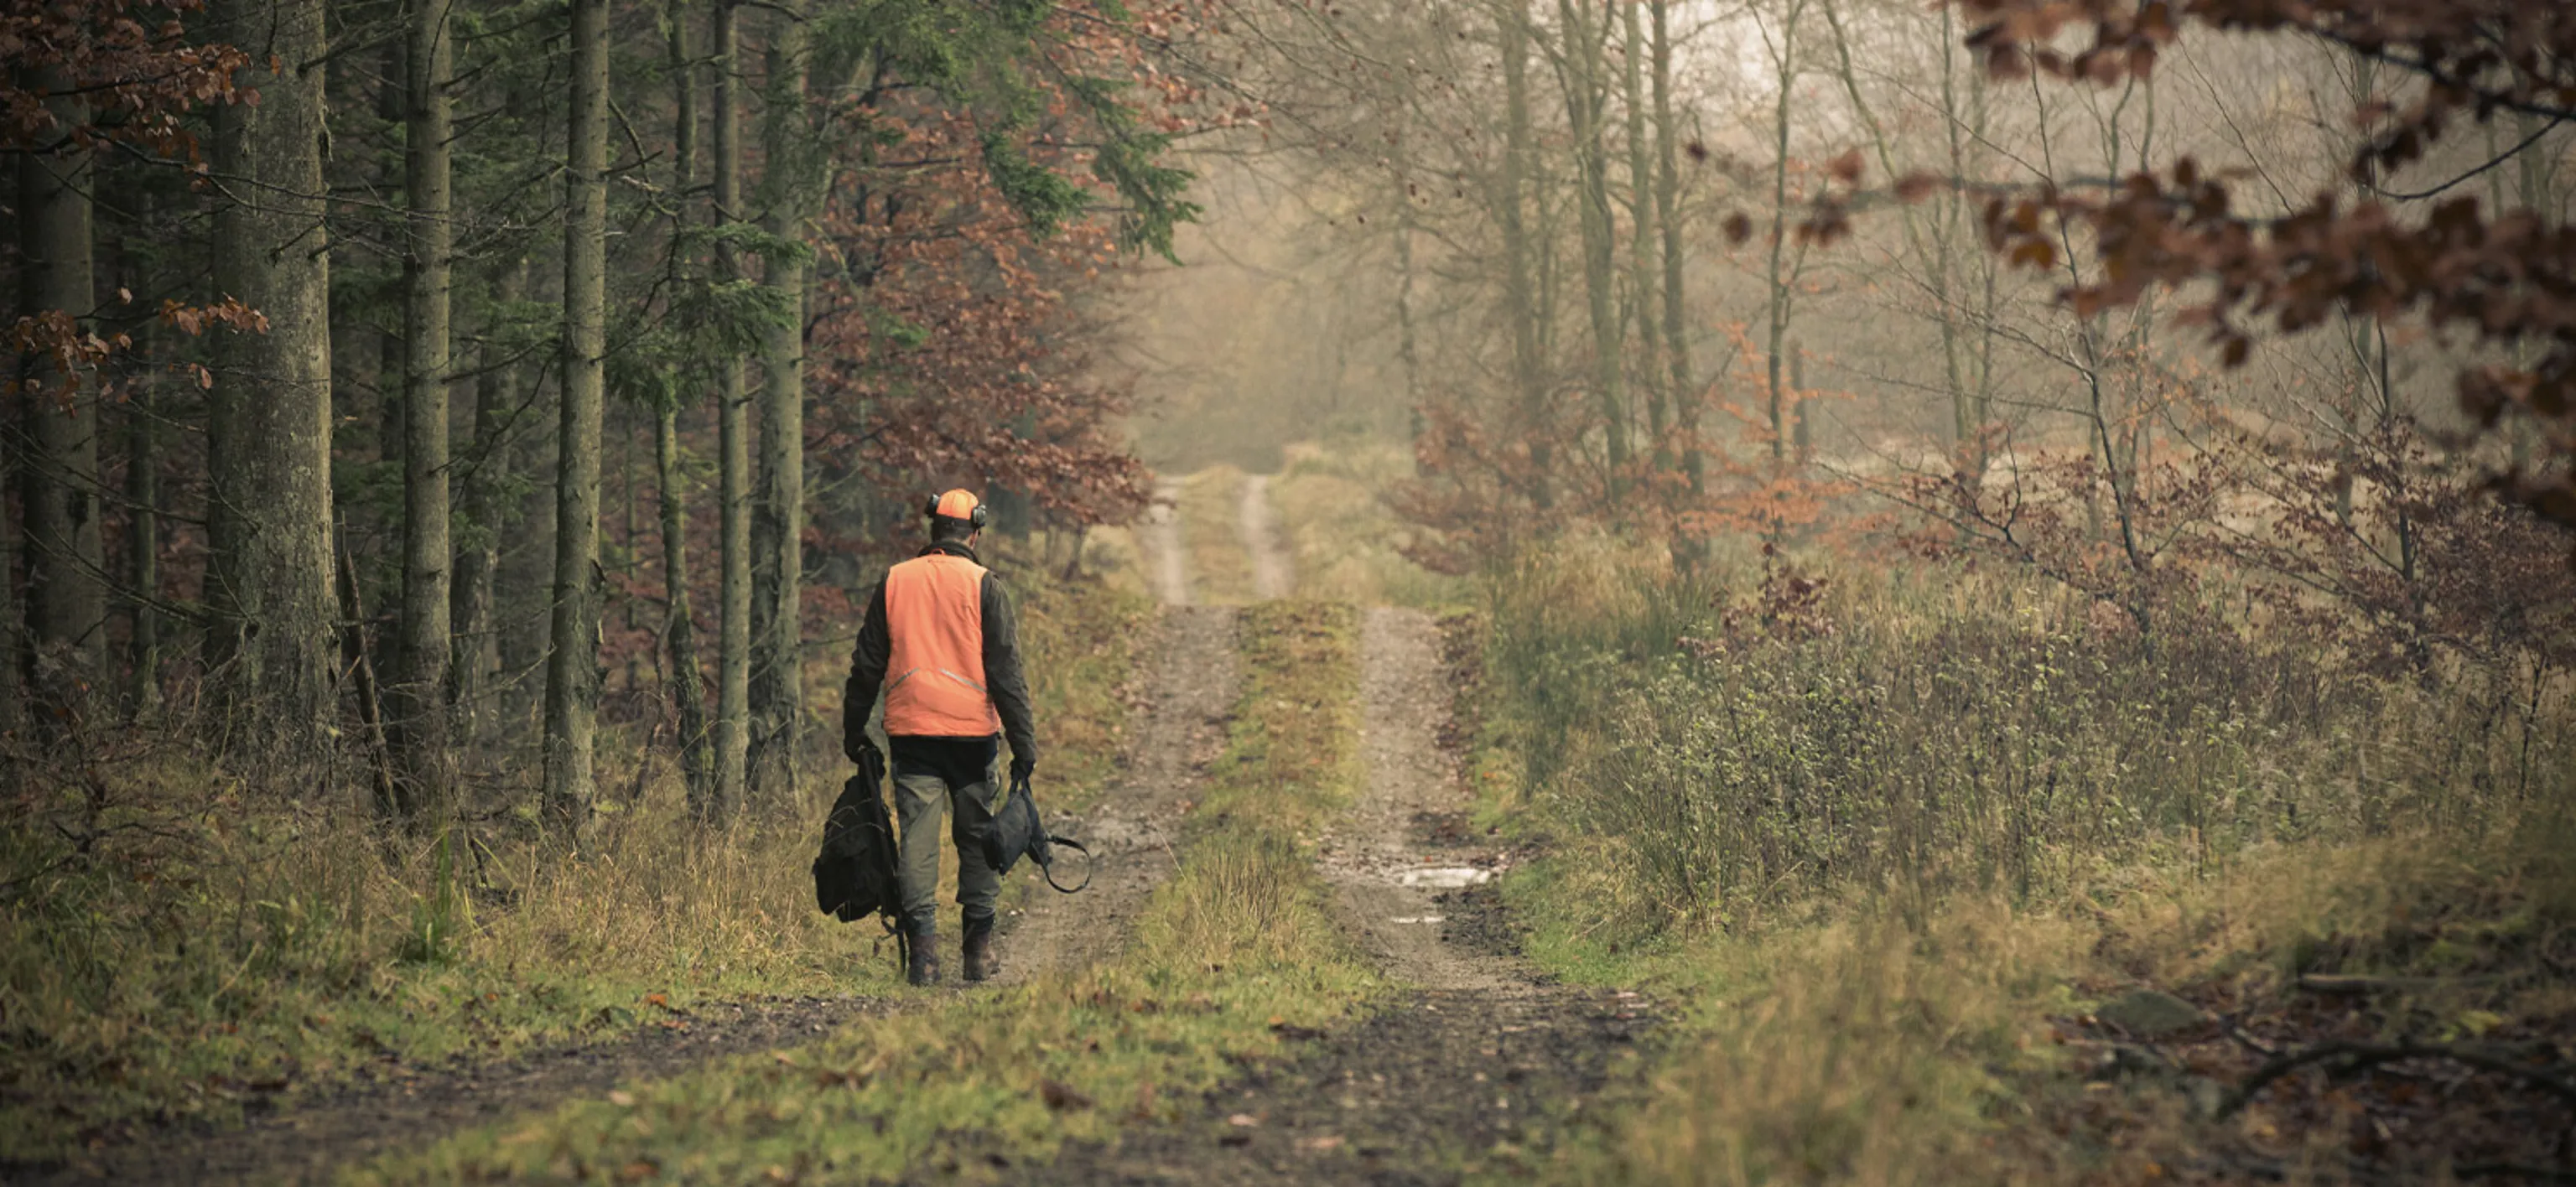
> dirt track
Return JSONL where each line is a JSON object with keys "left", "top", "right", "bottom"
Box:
{"left": 1031, "top": 599, "right": 1657, "bottom": 1185}
{"left": 1142, "top": 477, "right": 1191, "bottom": 605}
{"left": 1239, "top": 474, "right": 1294, "bottom": 599}
{"left": 995, "top": 604, "right": 1239, "bottom": 984}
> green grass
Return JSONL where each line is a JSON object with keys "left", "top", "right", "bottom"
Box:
{"left": 0, "top": 568, "right": 1150, "bottom": 1163}
{"left": 351, "top": 600, "right": 1375, "bottom": 1184}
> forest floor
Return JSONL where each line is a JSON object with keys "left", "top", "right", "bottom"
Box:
{"left": 988, "top": 604, "right": 1238, "bottom": 988}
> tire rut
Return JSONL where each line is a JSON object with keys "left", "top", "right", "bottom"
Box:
{"left": 1239, "top": 474, "right": 1293, "bottom": 600}
{"left": 1141, "top": 478, "right": 1191, "bottom": 606}
{"left": 991, "top": 604, "right": 1240, "bottom": 984}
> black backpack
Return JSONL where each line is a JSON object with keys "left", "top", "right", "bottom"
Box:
{"left": 813, "top": 749, "right": 905, "bottom": 945}
{"left": 982, "top": 773, "right": 1092, "bottom": 893}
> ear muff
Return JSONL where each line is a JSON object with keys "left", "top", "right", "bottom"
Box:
{"left": 927, "top": 490, "right": 989, "bottom": 530}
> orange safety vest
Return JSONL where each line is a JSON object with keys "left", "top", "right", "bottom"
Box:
{"left": 881, "top": 552, "right": 1002, "bottom": 737}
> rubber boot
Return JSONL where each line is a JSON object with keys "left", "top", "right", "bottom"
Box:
{"left": 906, "top": 920, "right": 941, "bottom": 987}
{"left": 962, "top": 913, "right": 997, "bottom": 983}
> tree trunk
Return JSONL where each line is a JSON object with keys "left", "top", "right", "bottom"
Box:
{"left": 207, "top": 0, "right": 337, "bottom": 762}
{"left": 126, "top": 381, "right": 160, "bottom": 716}
{"left": 1394, "top": 201, "right": 1422, "bottom": 453}
{"left": 375, "top": 39, "right": 408, "bottom": 479}
{"left": 657, "top": 402, "right": 716, "bottom": 811}
{"left": 449, "top": 262, "right": 522, "bottom": 752}
{"left": 711, "top": 0, "right": 750, "bottom": 816}
{"left": 18, "top": 65, "right": 108, "bottom": 687}
{"left": 1762, "top": 0, "right": 1806, "bottom": 470}
{"left": 1790, "top": 345, "right": 1811, "bottom": 464}
{"left": 1621, "top": 0, "right": 1665, "bottom": 468}
{"left": 389, "top": 0, "right": 455, "bottom": 826}
{"left": 1555, "top": 0, "right": 1626, "bottom": 500}
{"left": 747, "top": 5, "right": 811, "bottom": 809}
{"left": 543, "top": 0, "right": 610, "bottom": 835}
{"left": 1493, "top": 0, "right": 1548, "bottom": 510}
{"left": 1651, "top": 1, "right": 1701, "bottom": 539}
{"left": 663, "top": 0, "right": 719, "bottom": 817}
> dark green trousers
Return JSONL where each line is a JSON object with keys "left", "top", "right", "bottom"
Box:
{"left": 890, "top": 740, "right": 1001, "bottom": 928}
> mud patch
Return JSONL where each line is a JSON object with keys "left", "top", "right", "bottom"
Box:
{"left": 22, "top": 995, "right": 879, "bottom": 1186}
{"left": 1032, "top": 985, "right": 1655, "bottom": 1185}
{"left": 1434, "top": 884, "right": 1522, "bottom": 962}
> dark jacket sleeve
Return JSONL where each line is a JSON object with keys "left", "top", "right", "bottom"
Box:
{"left": 842, "top": 578, "right": 891, "bottom": 759}
{"left": 980, "top": 572, "right": 1038, "bottom": 770}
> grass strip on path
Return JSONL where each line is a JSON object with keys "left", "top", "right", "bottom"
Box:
{"left": 351, "top": 601, "right": 1374, "bottom": 1185}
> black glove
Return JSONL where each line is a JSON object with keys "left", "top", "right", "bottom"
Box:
{"left": 1009, "top": 754, "right": 1035, "bottom": 785}
{"left": 849, "top": 737, "right": 882, "bottom": 767}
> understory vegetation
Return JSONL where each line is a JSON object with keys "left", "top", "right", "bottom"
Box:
{"left": 1456, "top": 536, "right": 2575, "bottom": 1184}
{"left": 352, "top": 600, "right": 1373, "bottom": 1184}
{"left": 0, "top": 565, "right": 1146, "bottom": 1164}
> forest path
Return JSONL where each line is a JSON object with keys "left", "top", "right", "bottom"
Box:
{"left": 1239, "top": 473, "right": 1294, "bottom": 599}
{"left": 1141, "top": 477, "right": 1191, "bottom": 605}
{"left": 1031, "top": 606, "right": 1658, "bottom": 1184}
{"left": 992, "top": 604, "right": 1239, "bottom": 983}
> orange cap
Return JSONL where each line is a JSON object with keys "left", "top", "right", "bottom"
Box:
{"left": 932, "top": 489, "right": 983, "bottom": 520}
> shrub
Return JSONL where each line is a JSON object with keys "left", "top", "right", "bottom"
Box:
{"left": 1485, "top": 546, "right": 2573, "bottom": 942}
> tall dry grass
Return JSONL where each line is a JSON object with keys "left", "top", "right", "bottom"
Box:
{"left": 1485, "top": 538, "right": 2572, "bottom": 944}
{"left": 0, "top": 567, "right": 1148, "bottom": 1159}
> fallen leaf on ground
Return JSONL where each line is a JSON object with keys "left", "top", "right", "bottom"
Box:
{"left": 1228, "top": 1112, "right": 1260, "bottom": 1127}
{"left": 1041, "top": 1079, "right": 1093, "bottom": 1112}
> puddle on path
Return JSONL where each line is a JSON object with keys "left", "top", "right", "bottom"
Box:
{"left": 1396, "top": 866, "right": 1492, "bottom": 889}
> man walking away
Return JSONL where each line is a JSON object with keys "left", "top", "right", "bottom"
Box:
{"left": 843, "top": 490, "right": 1038, "bottom": 985}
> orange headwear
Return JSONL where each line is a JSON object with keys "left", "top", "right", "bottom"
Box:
{"left": 927, "top": 489, "right": 988, "bottom": 528}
